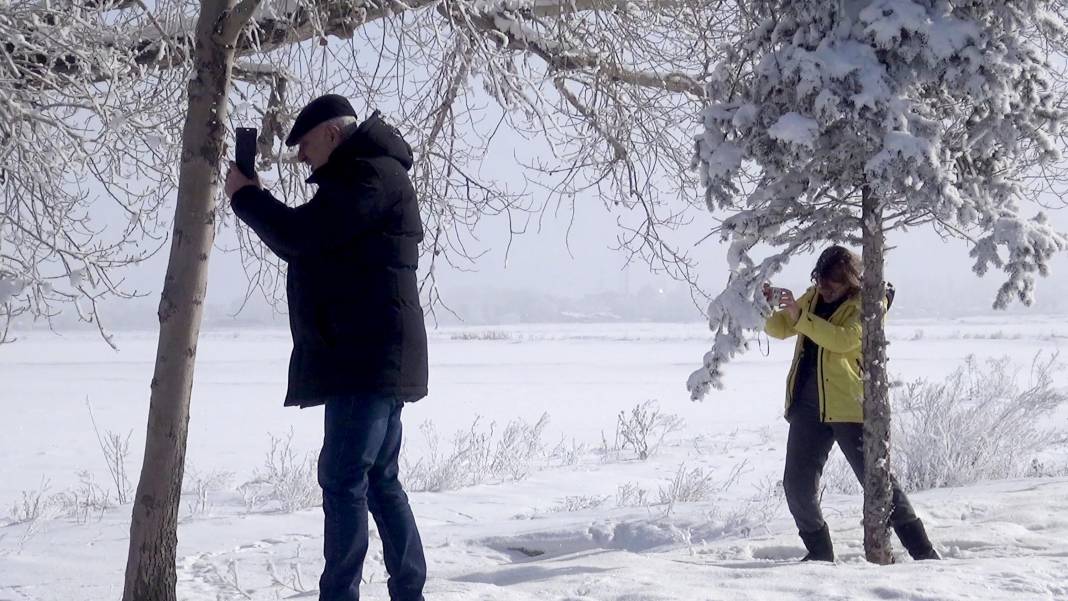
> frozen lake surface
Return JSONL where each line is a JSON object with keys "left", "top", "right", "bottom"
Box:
{"left": 1, "top": 318, "right": 1066, "bottom": 600}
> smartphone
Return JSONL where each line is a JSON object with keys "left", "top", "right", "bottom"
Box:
{"left": 235, "top": 127, "right": 257, "bottom": 178}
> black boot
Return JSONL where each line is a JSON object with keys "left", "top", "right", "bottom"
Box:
{"left": 799, "top": 524, "right": 834, "bottom": 562}
{"left": 894, "top": 518, "right": 940, "bottom": 560}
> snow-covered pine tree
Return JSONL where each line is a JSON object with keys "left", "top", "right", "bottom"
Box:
{"left": 690, "top": 0, "right": 1067, "bottom": 563}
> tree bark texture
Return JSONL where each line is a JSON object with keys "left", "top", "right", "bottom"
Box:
{"left": 122, "top": 0, "right": 244, "bottom": 597}
{"left": 861, "top": 184, "right": 894, "bottom": 565}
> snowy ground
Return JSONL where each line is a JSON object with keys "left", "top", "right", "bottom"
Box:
{"left": 1, "top": 318, "right": 1067, "bottom": 600}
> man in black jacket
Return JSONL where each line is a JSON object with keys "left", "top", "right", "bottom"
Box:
{"left": 225, "top": 94, "right": 428, "bottom": 601}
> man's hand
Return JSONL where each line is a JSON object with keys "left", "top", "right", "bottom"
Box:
{"left": 224, "top": 162, "right": 260, "bottom": 199}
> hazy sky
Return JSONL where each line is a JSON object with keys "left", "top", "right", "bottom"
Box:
{"left": 167, "top": 182, "right": 1068, "bottom": 321}
{"left": 430, "top": 195, "right": 1068, "bottom": 310}
{"left": 17, "top": 12, "right": 1065, "bottom": 331}
{"left": 102, "top": 165, "right": 1068, "bottom": 325}
{"left": 108, "top": 97, "right": 1068, "bottom": 323}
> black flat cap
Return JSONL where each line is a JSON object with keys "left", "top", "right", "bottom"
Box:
{"left": 285, "top": 94, "right": 357, "bottom": 147}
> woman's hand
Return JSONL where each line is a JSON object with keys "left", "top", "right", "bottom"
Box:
{"left": 779, "top": 289, "right": 800, "bottom": 324}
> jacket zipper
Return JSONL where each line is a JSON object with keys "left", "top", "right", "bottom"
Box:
{"left": 817, "top": 293, "right": 831, "bottom": 423}
{"left": 819, "top": 301, "right": 855, "bottom": 423}
{"left": 818, "top": 345, "right": 827, "bottom": 422}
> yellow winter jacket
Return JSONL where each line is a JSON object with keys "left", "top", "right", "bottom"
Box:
{"left": 764, "top": 287, "right": 866, "bottom": 423}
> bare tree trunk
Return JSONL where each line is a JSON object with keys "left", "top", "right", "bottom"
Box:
{"left": 122, "top": 0, "right": 250, "bottom": 597}
{"left": 860, "top": 185, "right": 893, "bottom": 564}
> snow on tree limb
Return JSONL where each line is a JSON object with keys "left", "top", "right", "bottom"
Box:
{"left": 689, "top": 0, "right": 1068, "bottom": 398}
{"left": 3, "top": 0, "right": 738, "bottom": 340}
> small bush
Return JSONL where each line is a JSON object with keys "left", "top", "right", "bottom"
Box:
{"left": 490, "top": 413, "right": 550, "bottom": 480}
{"left": 1026, "top": 458, "right": 1068, "bottom": 478}
{"left": 548, "top": 436, "right": 587, "bottom": 467}
{"left": 551, "top": 495, "right": 610, "bottom": 513}
{"left": 183, "top": 467, "right": 234, "bottom": 518}
{"left": 615, "top": 482, "right": 652, "bottom": 507}
{"left": 402, "top": 419, "right": 491, "bottom": 492}
{"left": 86, "top": 398, "right": 132, "bottom": 504}
{"left": 893, "top": 354, "right": 1068, "bottom": 491}
{"left": 821, "top": 455, "right": 861, "bottom": 496}
{"left": 267, "top": 545, "right": 312, "bottom": 595}
{"left": 51, "top": 471, "right": 114, "bottom": 523}
{"left": 656, "top": 459, "right": 752, "bottom": 518}
{"left": 402, "top": 413, "right": 550, "bottom": 492}
{"left": 4, "top": 480, "right": 58, "bottom": 551}
{"left": 658, "top": 465, "right": 717, "bottom": 516}
{"left": 616, "top": 400, "right": 685, "bottom": 460}
{"left": 721, "top": 476, "right": 786, "bottom": 538}
{"left": 239, "top": 430, "right": 320, "bottom": 512}
{"left": 8, "top": 480, "right": 52, "bottom": 526}
{"left": 450, "top": 330, "right": 512, "bottom": 341}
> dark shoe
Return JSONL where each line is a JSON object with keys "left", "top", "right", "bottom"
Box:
{"left": 894, "top": 518, "right": 940, "bottom": 560}
{"left": 799, "top": 524, "right": 835, "bottom": 562}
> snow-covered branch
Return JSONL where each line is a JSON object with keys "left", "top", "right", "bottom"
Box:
{"left": 690, "top": 0, "right": 1068, "bottom": 396}
{"left": 3, "top": 0, "right": 739, "bottom": 340}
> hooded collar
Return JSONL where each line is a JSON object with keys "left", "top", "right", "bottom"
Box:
{"left": 306, "top": 111, "right": 414, "bottom": 184}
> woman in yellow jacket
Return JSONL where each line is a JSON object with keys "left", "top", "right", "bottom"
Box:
{"left": 765, "top": 245, "right": 938, "bottom": 562}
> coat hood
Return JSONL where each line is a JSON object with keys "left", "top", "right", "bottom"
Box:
{"left": 336, "top": 111, "right": 413, "bottom": 170}
{"left": 308, "top": 112, "right": 414, "bottom": 184}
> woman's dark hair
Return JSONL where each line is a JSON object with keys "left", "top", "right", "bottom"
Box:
{"left": 811, "top": 245, "right": 862, "bottom": 294}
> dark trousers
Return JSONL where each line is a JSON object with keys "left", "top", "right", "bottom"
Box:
{"left": 318, "top": 395, "right": 426, "bottom": 601}
{"left": 783, "top": 406, "right": 918, "bottom": 534}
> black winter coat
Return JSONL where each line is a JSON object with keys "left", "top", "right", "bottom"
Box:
{"left": 231, "top": 114, "right": 428, "bottom": 407}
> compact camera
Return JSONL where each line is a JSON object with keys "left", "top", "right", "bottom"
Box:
{"left": 767, "top": 286, "right": 786, "bottom": 306}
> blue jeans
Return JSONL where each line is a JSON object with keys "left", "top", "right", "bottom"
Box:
{"left": 318, "top": 395, "right": 426, "bottom": 601}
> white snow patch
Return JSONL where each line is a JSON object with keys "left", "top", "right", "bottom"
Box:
{"left": 767, "top": 112, "right": 819, "bottom": 149}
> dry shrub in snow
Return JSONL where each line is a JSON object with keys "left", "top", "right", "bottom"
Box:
{"left": 4, "top": 481, "right": 56, "bottom": 551}
{"left": 182, "top": 468, "right": 235, "bottom": 518}
{"left": 551, "top": 495, "right": 611, "bottom": 513}
{"left": 651, "top": 460, "right": 783, "bottom": 534}
{"left": 821, "top": 454, "right": 862, "bottom": 496}
{"left": 267, "top": 548, "right": 313, "bottom": 596}
{"left": 449, "top": 330, "right": 512, "bottom": 341}
{"left": 4, "top": 471, "right": 115, "bottom": 550}
{"left": 720, "top": 476, "right": 786, "bottom": 538}
{"left": 658, "top": 460, "right": 748, "bottom": 516}
{"left": 893, "top": 354, "right": 1068, "bottom": 491}
{"left": 95, "top": 429, "right": 133, "bottom": 504}
{"left": 7, "top": 480, "right": 53, "bottom": 526}
{"left": 616, "top": 482, "right": 652, "bottom": 507}
{"left": 658, "top": 465, "right": 717, "bottom": 514}
{"left": 549, "top": 436, "right": 587, "bottom": 467}
{"left": 402, "top": 419, "right": 492, "bottom": 492}
{"left": 490, "top": 413, "right": 551, "bottom": 480}
{"left": 239, "top": 430, "right": 320, "bottom": 512}
{"left": 1026, "top": 457, "right": 1068, "bottom": 478}
{"left": 86, "top": 398, "right": 132, "bottom": 504}
{"left": 616, "top": 400, "right": 685, "bottom": 460}
{"left": 402, "top": 413, "right": 550, "bottom": 492}
{"left": 51, "top": 471, "right": 114, "bottom": 524}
